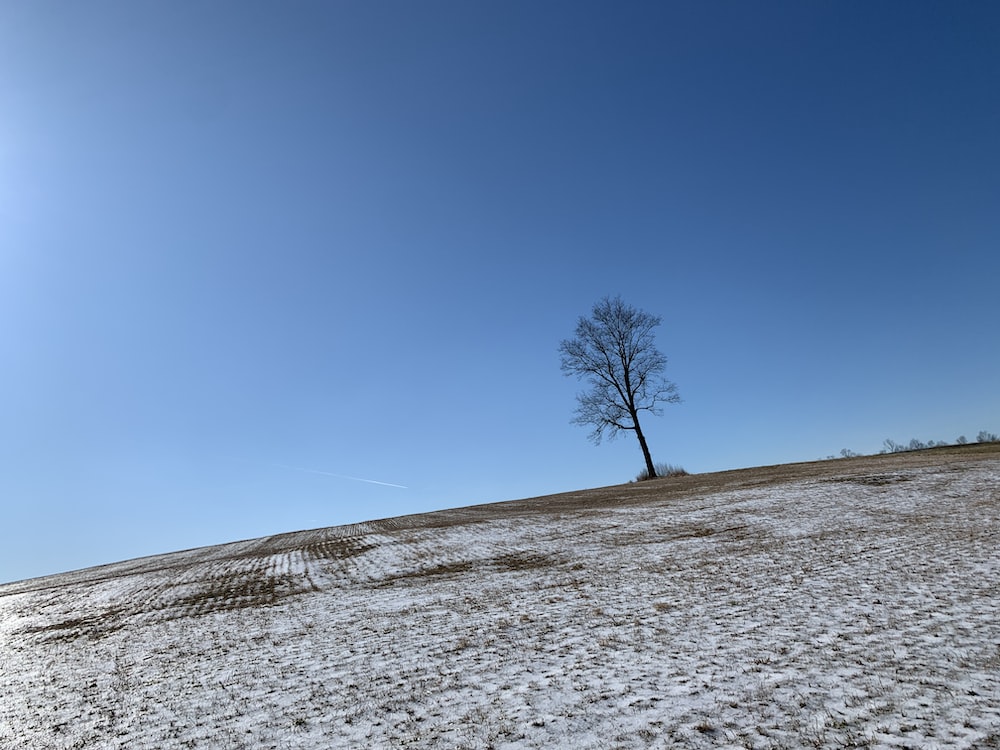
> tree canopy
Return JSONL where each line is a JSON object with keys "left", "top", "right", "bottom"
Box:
{"left": 559, "top": 295, "right": 680, "bottom": 479}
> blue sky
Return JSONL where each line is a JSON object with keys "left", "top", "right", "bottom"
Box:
{"left": 2, "top": 1, "right": 997, "bottom": 583}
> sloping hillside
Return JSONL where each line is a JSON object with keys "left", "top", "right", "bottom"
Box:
{"left": 2, "top": 445, "right": 999, "bottom": 749}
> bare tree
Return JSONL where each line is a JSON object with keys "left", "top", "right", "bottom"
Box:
{"left": 559, "top": 295, "right": 680, "bottom": 479}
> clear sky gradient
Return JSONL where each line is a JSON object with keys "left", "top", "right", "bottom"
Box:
{"left": 2, "top": 2, "right": 998, "bottom": 583}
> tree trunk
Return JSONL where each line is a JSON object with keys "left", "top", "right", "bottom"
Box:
{"left": 633, "top": 416, "right": 656, "bottom": 479}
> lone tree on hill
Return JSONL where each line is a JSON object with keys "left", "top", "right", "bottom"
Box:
{"left": 559, "top": 295, "right": 680, "bottom": 479}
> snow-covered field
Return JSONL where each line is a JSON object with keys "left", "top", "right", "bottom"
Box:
{"left": 2, "top": 450, "right": 999, "bottom": 749}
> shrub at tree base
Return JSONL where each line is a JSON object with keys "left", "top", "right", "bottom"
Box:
{"left": 635, "top": 463, "right": 689, "bottom": 482}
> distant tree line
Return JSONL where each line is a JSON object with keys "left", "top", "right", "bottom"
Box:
{"left": 832, "top": 430, "right": 999, "bottom": 459}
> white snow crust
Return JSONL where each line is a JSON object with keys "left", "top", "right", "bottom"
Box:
{"left": 1, "top": 459, "right": 998, "bottom": 748}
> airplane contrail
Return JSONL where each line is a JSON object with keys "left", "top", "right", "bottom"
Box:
{"left": 272, "top": 463, "right": 409, "bottom": 489}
